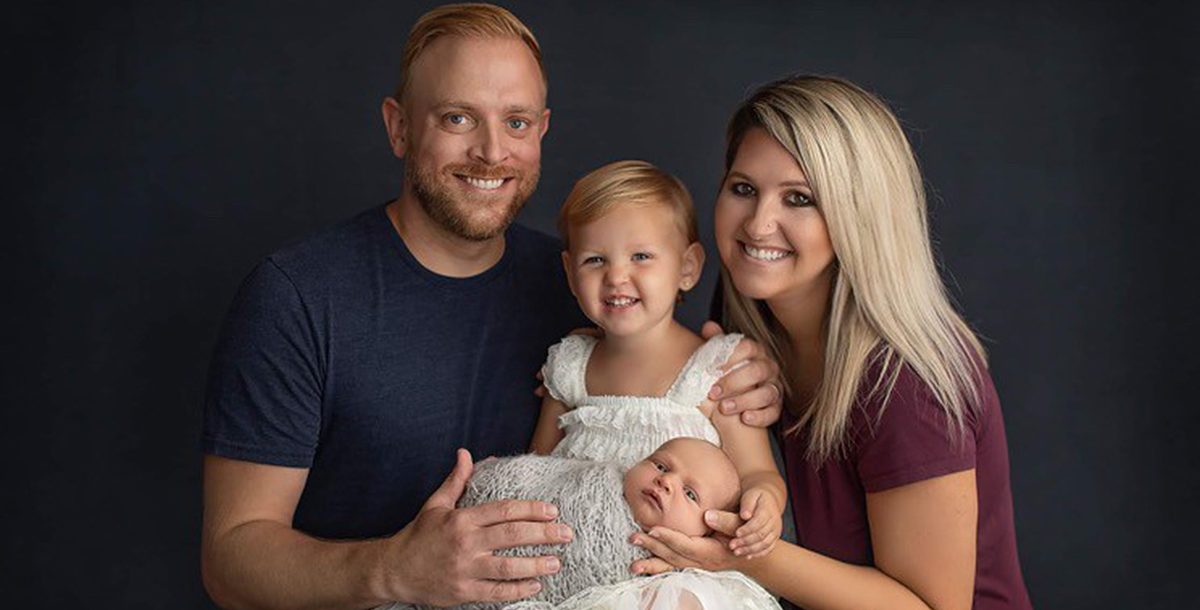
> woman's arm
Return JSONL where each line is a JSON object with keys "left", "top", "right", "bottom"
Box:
{"left": 710, "top": 410, "right": 787, "bottom": 557}
{"left": 633, "top": 469, "right": 977, "bottom": 610}
{"left": 529, "top": 395, "right": 567, "bottom": 454}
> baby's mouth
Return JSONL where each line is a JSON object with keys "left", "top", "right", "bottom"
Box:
{"left": 642, "top": 489, "right": 663, "bottom": 511}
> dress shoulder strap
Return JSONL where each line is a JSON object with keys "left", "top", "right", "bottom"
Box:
{"left": 666, "top": 333, "right": 744, "bottom": 410}
{"left": 540, "top": 334, "right": 597, "bottom": 409}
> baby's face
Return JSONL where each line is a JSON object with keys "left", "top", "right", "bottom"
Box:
{"left": 623, "top": 438, "right": 740, "bottom": 536}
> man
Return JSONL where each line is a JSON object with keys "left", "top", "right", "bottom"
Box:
{"left": 201, "top": 5, "right": 781, "bottom": 609}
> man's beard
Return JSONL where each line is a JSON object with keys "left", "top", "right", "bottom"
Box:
{"left": 405, "top": 159, "right": 539, "bottom": 242}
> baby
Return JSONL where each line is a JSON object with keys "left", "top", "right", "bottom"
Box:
{"left": 401, "top": 438, "right": 778, "bottom": 610}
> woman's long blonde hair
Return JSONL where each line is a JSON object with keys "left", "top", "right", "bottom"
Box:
{"left": 719, "top": 75, "right": 987, "bottom": 461}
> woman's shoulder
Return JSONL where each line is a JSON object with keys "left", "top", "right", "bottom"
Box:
{"left": 847, "top": 349, "right": 999, "bottom": 492}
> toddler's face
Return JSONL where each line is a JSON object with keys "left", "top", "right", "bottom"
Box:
{"left": 562, "top": 204, "right": 702, "bottom": 339}
{"left": 623, "top": 438, "right": 740, "bottom": 536}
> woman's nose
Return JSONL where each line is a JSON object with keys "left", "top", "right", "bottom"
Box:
{"left": 743, "top": 201, "right": 779, "bottom": 241}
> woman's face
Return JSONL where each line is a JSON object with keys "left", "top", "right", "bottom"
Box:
{"left": 714, "top": 128, "right": 835, "bottom": 303}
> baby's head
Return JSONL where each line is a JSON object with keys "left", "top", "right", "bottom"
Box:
{"left": 623, "top": 437, "right": 741, "bottom": 537}
{"left": 558, "top": 160, "right": 704, "bottom": 337}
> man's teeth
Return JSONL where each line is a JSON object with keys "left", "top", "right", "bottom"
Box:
{"left": 605, "top": 297, "right": 638, "bottom": 307}
{"left": 744, "top": 244, "right": 792, "bottom": 261}
{"left": 463, "top": 176, "right": 504, "bottom": 190}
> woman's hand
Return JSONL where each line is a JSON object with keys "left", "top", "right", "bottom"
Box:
{"left": 629, "top": 510, "right": 745, "bottom": 576}
{"left": 702, "top": 322, "right": 783, "bottom": 427}
{"left": 730, "top": 487, "right": 782, "bottom": 559}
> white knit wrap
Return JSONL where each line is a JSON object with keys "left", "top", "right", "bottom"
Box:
{"left": 399, "top": 455, "right": 648, "bottom": 610}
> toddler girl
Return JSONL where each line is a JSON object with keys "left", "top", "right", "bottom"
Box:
{"left": 530, "top": 160, "right": 785, "bottom": 559}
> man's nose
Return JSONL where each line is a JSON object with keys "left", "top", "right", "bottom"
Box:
{"left": 469, "top": 121, "right": 509, "bottom": 166}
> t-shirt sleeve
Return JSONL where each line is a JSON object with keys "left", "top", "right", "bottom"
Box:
{"left": 854, "top": 367, "right": 976, "bottom": 493}
{"left": 202, "top": 259, "right": 324, "bottom": 468}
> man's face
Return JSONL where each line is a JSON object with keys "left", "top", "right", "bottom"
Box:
{"left": 623, "top": 438, "right": 741, "bottom": 537}
{"left": 390, "top": 35, "right": 550, "bottom": 241}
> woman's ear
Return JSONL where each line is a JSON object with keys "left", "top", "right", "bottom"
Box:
{"left": 679, "top": 242, "right": 705, "bottom": 292}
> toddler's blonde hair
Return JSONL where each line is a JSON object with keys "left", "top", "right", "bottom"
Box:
{"left": 558, "top": 160, "right": 697, "bottom": 250}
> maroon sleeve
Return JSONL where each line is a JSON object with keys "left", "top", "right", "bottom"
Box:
{"left": 853, "top": 365, "right": 977, "bottom": 493}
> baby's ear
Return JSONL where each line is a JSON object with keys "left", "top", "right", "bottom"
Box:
{"left": 679, "top": 242, "right": 705, "bottom": 292}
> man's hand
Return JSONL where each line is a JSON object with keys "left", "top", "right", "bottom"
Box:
{"left": 378, "top": 449, "right": 573, "bottom": 606}
{"left": 702, "top": 322, "right": 783, "bottom": 427}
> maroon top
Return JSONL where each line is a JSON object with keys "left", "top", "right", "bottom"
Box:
{"left": 780, "top": 357, "right": 1033, "bottom": 609}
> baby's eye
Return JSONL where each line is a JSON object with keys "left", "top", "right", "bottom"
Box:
{"left": 730, "top": 182, "right": 755, "bottom": 197}
{"left": 784, "top": 190, "right": 815, "bottom": 207}
{"left": 582, "top": 255, "right": 604, "bottom": 266}
{"left": 652, "top": 460, "right": 667, "bottom": 472}
{"left": 684, "top": 488, "right": 699, "bottom": 503}
{"left": 632, "top": 252, "right": 653, "bottom": 262}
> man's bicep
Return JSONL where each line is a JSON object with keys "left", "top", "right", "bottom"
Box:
{"left": 203, "top": 260, "right": 323, "bottom": 466}
{"left": 203, "top": 455, "right": 310, "bottom": 536}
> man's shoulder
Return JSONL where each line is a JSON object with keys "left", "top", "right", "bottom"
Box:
{"left": 265, "top": 205, "right": 388, "bottom": 282}
{"left": 507, "top": 222, "right": 563, "bottom": 259}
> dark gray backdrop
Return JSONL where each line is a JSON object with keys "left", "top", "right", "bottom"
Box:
{"left": 5, "top": 1, "right": 1198, "bottom": 608}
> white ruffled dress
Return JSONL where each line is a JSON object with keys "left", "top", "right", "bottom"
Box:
{"left": 533, "top": 333, "right": 781, "bottom": 610}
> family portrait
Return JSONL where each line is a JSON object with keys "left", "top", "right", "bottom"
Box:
{"left": 7, "top": 2, "right": 1195, "bottom": 609}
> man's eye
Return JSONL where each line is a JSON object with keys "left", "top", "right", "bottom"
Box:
{"left": 507, "top": 118, "right": 529, "bottom": 130}
{"left": 632, "top": 252, "right": 652, "bottom": 262}
{"left": 685, "top": 488, "right": 699, "bottom": 502}
{"left": 444, "top": 113, "right": 471, "bottom": 127}
{"left": 785, "top": 191, "right": 814, "bottom": 207}
{"left": 730, "top": 182, "right": 755, "bottom": 197}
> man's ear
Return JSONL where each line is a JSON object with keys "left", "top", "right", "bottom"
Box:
{"left": 381, "top": 97, "right": 407, "bottom": 159}
{"left": 538, "top": 107, "right": 551, "bottom": 141}
{"left": 561, "top": 250, "right": 577, "bottom": 297}
{"left": 679, "top": 242, "right": 705, "bottom": 293}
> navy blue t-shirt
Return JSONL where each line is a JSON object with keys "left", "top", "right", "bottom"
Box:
{"left": 203, "top": 205, "right": 585, "bottom": 539}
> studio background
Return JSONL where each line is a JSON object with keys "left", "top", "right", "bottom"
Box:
{"left": 5, "top": 1, "right": 1197, "bottom": 608}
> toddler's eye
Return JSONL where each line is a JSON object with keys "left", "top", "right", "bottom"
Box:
{"left": 632, "top": 252, "right": 652, "bottom": 262}
{"left": 684, "top": 488, "right": 699, "bottom": 503}
{"left": 582, "top": 256, "right": 604, "bottom": 266}
{"left": 784, "top": 190, "right": 814, "bottom": 207}
{"left": 730, "top": 182, "right": 755, "bottom": 197}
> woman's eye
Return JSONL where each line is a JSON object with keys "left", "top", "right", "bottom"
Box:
{"left": 730, "top": 182, "right": 755, "bottom": 197}
{"left": 785, "top": 191, "right": 814, "bottom": 207}
{"left": 685, "top": 488, "right": 699, "bottom": 503}
{"left": 632, "top": 252, "right": 652, "bottom": 262}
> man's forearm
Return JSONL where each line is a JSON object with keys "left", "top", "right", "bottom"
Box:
{"left": 203, "top": 519, "right": 394, "bottom": 610}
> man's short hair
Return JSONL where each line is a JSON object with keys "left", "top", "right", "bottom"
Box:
{"left": 558, "top": 160, "right": 699, "bottom": 251}
{"left": 396, "top": 3, "right": 547, "bottom": 102}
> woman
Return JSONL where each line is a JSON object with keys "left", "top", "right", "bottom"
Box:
{"left": 631, "top": 76, "right": 1033, "bottom": 610}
